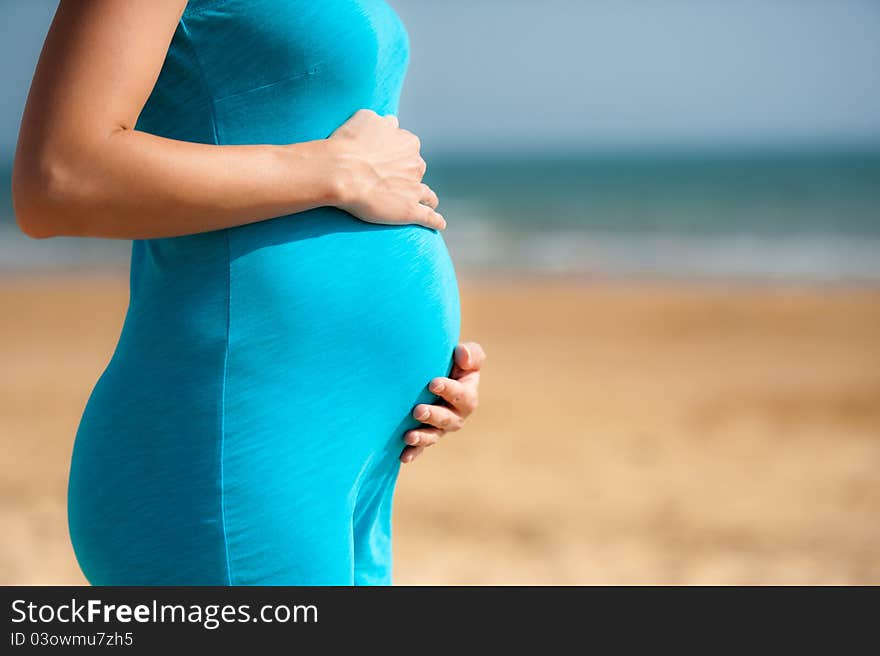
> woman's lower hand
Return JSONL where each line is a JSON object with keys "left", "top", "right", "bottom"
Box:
{"left": 401, "top": 341, "right": 486, "bottom": 464}
{"left": 327, "top": 108, "right": 445, "bottom": 231}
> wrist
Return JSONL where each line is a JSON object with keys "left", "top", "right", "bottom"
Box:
{"left": 318, "top": 137, "right": 356, "bottom": 208}
{"left": 276, "top": 139, "right": 353, "bottom": 209}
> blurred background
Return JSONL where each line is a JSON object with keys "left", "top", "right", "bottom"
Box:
{"left": 2, "top": 0, "right": 879, "bottom": 584}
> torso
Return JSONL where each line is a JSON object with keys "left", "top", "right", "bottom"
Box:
{"left": 68, "top": 0, "right": 461, "bottom": 585}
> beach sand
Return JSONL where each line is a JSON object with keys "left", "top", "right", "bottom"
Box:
{"left": 1, "top": 274, "right": 878, "bottom": 584}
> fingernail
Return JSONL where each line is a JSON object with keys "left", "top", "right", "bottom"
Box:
{"left": 431, "top": 381, "right": 444, "bottom": 393}
{"left": 416, "top": 406, "right": 429, "bottom": 420}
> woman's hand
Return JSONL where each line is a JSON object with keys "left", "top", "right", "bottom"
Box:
{"left": 328, "top": 109, "right": 446, "bottom": 231}
{"left": 401, "top": 341, "right": 486, "bottom": 464}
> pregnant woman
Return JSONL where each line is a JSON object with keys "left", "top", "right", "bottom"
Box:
{"left": 12, "top": 0, "right": 485, "bottom": 585}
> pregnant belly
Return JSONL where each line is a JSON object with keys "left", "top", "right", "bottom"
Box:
{"left": 224, "top": 206, "right": 461, "bottom": 442}
{"left": 96, "top": 205, "right": 459, "bottom": 462}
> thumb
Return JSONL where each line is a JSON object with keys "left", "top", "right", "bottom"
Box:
{"left": 454, "top": 343, "right": 472, "bottom": 370}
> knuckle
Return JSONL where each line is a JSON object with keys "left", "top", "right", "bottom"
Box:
{"left": 405, "top": 132, "right": 421, "bottom": 149}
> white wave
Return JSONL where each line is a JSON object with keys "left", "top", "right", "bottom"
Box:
{"left": 444, "top": 223, "right": 880, "bottom": 281}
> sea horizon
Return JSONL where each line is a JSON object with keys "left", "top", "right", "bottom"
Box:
{"left": 2, "top": 145, "right": 879, "bottom": 282}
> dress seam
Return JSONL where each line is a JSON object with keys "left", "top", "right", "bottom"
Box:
{"left": 220, "top": 231, "right": 232, "bottom": 586}
{"left": 180, "top": 16, "right": 221, "bottom": 145}
{"left": 179, "top": 15, "right": 232, "bottom": 585}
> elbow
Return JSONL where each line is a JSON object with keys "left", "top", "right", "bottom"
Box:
{"left": 12, "top": 153, "right": 84, "bottom": 239}
{"left": 13, "top": 196, "right": 56, "bottom": 240}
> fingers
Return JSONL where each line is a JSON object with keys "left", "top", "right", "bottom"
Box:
{"left": 383, "top": 113, "right": 399, "bottom": 128}
{"left": 454, "top": 342, "right": 487, "bottom": 372}
{"left": 419, "top": 183, "right": 439, "bottom": 209}
{"left": 398, "top": 342, "right": 485, "bottom": 465}
{"left": 412, "top": 403, "right": 463, "bottom": 431}
{"left": 428, "top": 377, "right": 478, "bottom": 416}
{"left": 399, "top": 342, "right": 485, "bottom": 463}
{"left": 400, "top": 444, "right": 425, "bottom": 464}
{"left": 414, "top": 202, "right": 446, "bottom": 231}
{"left": 400, "top": 426, "right": 443, "bottom": 464}
{"left": 403, "top": 426, "right": 444, "bottom": 447}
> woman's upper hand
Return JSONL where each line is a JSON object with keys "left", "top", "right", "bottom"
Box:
{"left": 401, "top": 341, "right": 486, "bottom": 464}
{"left": 327, "top": 109, "right": 446, "bottom": 231}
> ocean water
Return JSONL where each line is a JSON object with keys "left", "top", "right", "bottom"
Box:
{"left": 2, "top": 148, "right": 879, "bottom": 281}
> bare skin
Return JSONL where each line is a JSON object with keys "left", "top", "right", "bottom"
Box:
{"left": 13, "top": 0, "right": 482, "bottom": 461}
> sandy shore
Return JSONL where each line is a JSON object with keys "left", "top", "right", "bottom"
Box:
{"left": 1, "top": 274, "right": 879, "bottom": 584}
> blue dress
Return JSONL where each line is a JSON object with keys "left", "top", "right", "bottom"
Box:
{"left": 67, "top": 0, "right": 461, "bottom": 585}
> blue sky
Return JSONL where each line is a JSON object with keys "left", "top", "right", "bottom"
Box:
{"left": 2, "top": 0, "right": 880, "bottom": 155}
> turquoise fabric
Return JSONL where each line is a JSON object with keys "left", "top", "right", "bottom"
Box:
{"left": 68, "top": 0, "right": 461, "bottom": 585}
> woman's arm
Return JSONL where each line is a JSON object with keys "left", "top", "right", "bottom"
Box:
{"left": 12, "top": 0, "right": 444, "bottom": 240}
